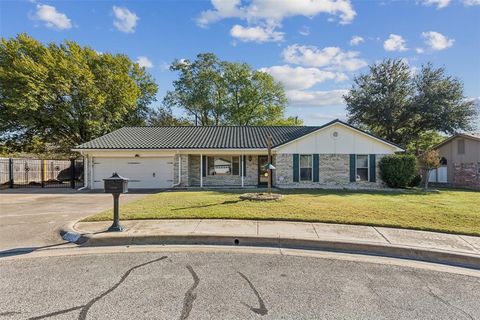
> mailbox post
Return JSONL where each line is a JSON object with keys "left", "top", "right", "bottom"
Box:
{"left": 103, "top": 172, "right": 128, "bottom": 232}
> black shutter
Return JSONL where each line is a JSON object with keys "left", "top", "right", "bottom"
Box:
{"left": 242, "top": 155, "right": 247, "bottom": 177}
{"left": 369, "top": 154, "right": 376, "bottom": 182}
{"left": 202, "top": 155, "right": 207, "bottom": 177}
{"left": 313, "top": 154, "right": 319, "bottom": 182}
{"left": 293, "top": 154, "right": 299, "bottom": 182}
{"left": 349, "top": 154, "right": 356, "bottom": 182}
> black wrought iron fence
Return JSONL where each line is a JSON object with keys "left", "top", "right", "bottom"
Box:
{"left": 0, "top": 158, "right": 84, "bottom": 189}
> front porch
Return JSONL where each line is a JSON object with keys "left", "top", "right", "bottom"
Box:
{"left": 174, "top": 153, "right": 274, "bottom": 188}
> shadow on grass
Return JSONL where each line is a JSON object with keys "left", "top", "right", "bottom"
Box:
{"left": 166, "top": 188, "right": 434, "bottom": 198}
{"left": 172, "top": 199, "right": 244, "bottom": 211}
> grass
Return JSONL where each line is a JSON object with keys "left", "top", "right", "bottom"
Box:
{"left": 84, "top": 188, "right": 480, "bottom": 236}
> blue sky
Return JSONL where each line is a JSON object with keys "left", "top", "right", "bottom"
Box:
{"left": 1, "top": 0, "right": 479, "bottom": 125}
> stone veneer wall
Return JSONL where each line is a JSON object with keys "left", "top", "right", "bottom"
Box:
{"left": 453, "top": 163, "right": 480, "bottom": 190}
{"left": 275, "top": 153, "right": 386, "bottom": 189}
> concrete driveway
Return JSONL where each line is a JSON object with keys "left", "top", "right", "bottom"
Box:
{"left": 0, "top": 189, "right": 149, "bottom": 253}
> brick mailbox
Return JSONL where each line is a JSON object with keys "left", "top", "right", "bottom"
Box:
{"left": 103, "top": 172, "right": 129, "bottom": 232}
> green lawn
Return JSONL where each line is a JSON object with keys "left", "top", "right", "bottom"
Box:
{"left": 84, "top": 189, "right": 480, "bottom": 236}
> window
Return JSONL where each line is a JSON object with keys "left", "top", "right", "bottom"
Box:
{"left": 207, "top": 156, "right": 240, "bottom": 176}
{"left": 478, "top": 162, "right": 480, "bottom": 175}
{"left": 356, "top": 155, "right": 369, "bottom": 182}
{"left": 458, "top": 139, "right": 465, "bottom": 154}
{"left": 300, "top": 154, "right": 312, "bottom": 181}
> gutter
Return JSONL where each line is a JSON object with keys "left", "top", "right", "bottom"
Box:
{"left": 171, "top": 152, "right": 182, "bottom": 188}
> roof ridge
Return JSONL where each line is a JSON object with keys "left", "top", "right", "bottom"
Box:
{"left": 122, "top": 125, "right": 318, "bottom": 128}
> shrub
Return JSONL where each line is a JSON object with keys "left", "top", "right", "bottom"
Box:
{"left": 408, "top": 174, "right": 422, "bottom": 187}
{"left": 379, "top": 154, "right": 417, "bottom": 188}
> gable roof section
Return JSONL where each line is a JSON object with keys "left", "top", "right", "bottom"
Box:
{"left": 73, "top": 119, "right": 403, "bottom": 151}
{"left": 434, "top": 133, "right": 480, "bottom": 150}
{"left": 273, "top": 119, "right": 404, "bottom": 151}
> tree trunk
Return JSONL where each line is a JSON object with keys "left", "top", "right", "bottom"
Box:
{"left": 423, "top": 168, "right": 429, "bottom": 191}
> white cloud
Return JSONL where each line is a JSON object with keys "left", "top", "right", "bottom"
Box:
{"left": 197, "top": 0, "right": 356, "bottom": 26}
{"left": 33, "top": 4, "right": 72, "bottom": 30}
{"left": 299, "top": 26, "right": 310, "bottom": 36}
{"left": 136, "top": 56, "right": 153, "bottom": 68}
{"left": 383, "top": 34, "right": 408, "bottom": 52}
{"left": 463, "top": 0, "right": 480, "bottom": 5}
{"left": 415, "top": 47, "right": 425, "bottom": 54}
{"left": 421, "top": 0, "right": 451, "bottom": 9}
{"left": 286, "top": 89, "right": 348, "bottom": 106}
{"left": 311, "top": 112, "right": 346, "bottom": 121}
{"left": 422, "top": 31, "right": 454, "bottom": 50}
{"left": 230, "top": 24, "right": 284, "bottom": 43}
{"left": 349, "top": 35, "right": 364, "bottom": 46}
{"left": 282, "top": 44, "right": 367, "bottom": 72}
{"left": 113, "top": 6, "right": 138, "bottom": 33}
{"left": 260, "top": 65, "right": 347, "bottom": 90}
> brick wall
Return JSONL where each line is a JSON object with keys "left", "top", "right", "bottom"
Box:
{"left": 453, "top": 162, "right": 480, "bottom": 190}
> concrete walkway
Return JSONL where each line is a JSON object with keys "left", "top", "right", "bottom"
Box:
{"left": 70, "top": 219, "right": 480, "bottom": 269}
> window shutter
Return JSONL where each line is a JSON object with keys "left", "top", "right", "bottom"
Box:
{"left": 369, "top": 154, "right": 376, "bottom": 182}
{"left": 242, "top": 155, "right": 247, "bottom": 177}
{"left": 202, "top": 156, "right": 207, "bottom": 177}
{"left": 313, "top": 154, "right": 319, "bottom": 182}
{"left": 349, "top": 154, "right": 356, "bottom": 182}
{"left": 293, "top": 154, "right": 299, "bottom": 182}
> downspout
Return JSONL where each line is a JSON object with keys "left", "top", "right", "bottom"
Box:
{"left": 77, "top": 152, "right": 88, "bottom": 191}
{"left": 172, "top": 153, "right": 182, "bottom": 188}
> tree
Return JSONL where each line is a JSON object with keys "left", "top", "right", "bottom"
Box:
{"left": 0, "top": 33, "right": 158, "bottom": 153}
{"left": 344, "top": 59, "right": 477, "bottom": 147}
{"left": 164, "top": 53, "right": 298, "bottom": 126}
{"left": 221, "top": 61, "right": 289, "bottom": 125}
{"left": 419, "top": 149, "right": 441, "bottom": 190}
{"left": 405, "top": 130, "right": 445, "bottom": 155}
{"left": 147, "top": 106, "right": 192, "bottom": 126}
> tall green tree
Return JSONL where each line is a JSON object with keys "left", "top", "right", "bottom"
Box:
{"left": 164, "top": 53, "right": 298, "bottom": 126}
{"left": 0, "top": 33, "right": 158, "bottom": 153}
{"left": 147, "top": 106, "right": 192, "bottom": 126}
{"left": 344, "top": 59, "right": 477, "bottom": 147}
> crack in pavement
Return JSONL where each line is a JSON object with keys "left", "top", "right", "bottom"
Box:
{"left": 0, "top": 311, "right": 21, "bottom": 317}
{"left": 412, "top": 271, "right": 475, "bottom": 320}
{"left": 179, "top": 265, "right": 200, "bottom": 320}
{"left": 238, "top": 271, "right": 268, "bottom": 316}
{"left": 27, "top": 256, "right": 168, "bottom": 320}
{"left": 28, "top": 306, "right": 84, "bottom": 320}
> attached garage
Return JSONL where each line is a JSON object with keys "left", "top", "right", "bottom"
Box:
{"left": 92, "top": 157, "right": 174, "bottom": 189}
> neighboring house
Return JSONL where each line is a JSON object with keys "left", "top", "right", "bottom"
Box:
{"left": 432, "top": 133, "right": 480, "bottom": 190}
{"left": 72, "top": 119, "right": 403, "bottom": 190}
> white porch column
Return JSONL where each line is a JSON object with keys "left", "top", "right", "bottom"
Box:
{"left": 200, "top": 154, "right": 203, "bottom": 188}
{"left": 241, "top": 154, "right": 244, "bottom": 188}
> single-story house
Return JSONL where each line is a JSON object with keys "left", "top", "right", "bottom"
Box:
{"left": 431, "top": 133, "right": 480, "bottom": 190}
{"left": 72, "top": 119, "right": 404, "bottom": 190}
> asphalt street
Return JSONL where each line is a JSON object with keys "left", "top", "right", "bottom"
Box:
{"left": 1, "top": 248, "right": 479, "bottom": 320}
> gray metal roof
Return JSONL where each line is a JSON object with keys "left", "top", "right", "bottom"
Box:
{"left": 74, "top": 125, "right": 322, "bottom": 150}
{"left": 73, "top": 119, "right": 403, "bottom": 150}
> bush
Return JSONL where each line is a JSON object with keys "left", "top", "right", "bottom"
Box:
{"left": 379, "top": 154, "right": 417, "bottom": 188}
{"left": 408, "top": 174, "right": 422, "bottom": 187}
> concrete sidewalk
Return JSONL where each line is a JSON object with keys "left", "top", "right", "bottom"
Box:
{"left": 69, "top": 219, "right": 480, "bottom": 269}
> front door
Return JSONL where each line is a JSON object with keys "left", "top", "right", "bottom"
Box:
{"left": 258, "top": 156, "right": 270, "bottom": 187}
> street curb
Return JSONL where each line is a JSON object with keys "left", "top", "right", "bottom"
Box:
{"left": 59, "top": 224, "right": 480, "bottom": 270}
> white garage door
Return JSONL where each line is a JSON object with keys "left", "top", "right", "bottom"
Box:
{"left": 92, "top": 157, "right": 174, "bottom": 189}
